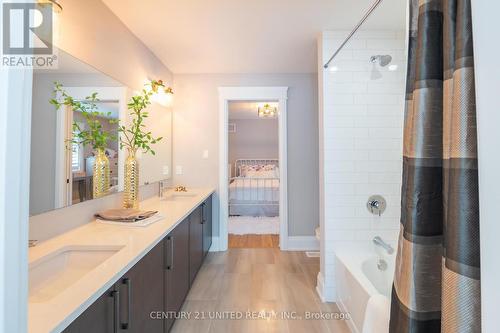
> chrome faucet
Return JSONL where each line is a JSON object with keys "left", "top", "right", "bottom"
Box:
{"left": 373, "top": 236, "right": 394, "bottom": 254}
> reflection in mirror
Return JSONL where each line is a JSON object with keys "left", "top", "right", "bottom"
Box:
{"left": 70, "top": 99, "right": 120, "bottom": 201}
{"left": 29, "top": 49, "right": 172, "bottom": 216}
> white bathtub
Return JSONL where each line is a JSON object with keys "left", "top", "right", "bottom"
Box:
{"left": 335, "top": 243, "right": 396, "bottom": 333}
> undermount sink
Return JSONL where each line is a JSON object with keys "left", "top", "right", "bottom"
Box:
{"left": 165, "top": 192, "right": 197, "bottom": 200}
{"left": 29, "top": 245, "right": 124, "bottom": 303}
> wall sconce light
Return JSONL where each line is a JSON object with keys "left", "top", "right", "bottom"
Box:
{"left": 36, "top": 0, "right": 62, "bottom": 49}
{"left": 148, "top": 79, "right": 174, "bottom": 107}
{"left": 257, "top": 103, "right": 277, "bottom": 118}
{"left": 37, "top": 0, "right": 63, "bottom": 13}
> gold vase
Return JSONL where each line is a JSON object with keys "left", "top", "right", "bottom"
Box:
{"left": 123, "top": 149, "right": 140, "bottom": 209}
{"left": 93, "top": 148, "right": 110, "bottom": 199}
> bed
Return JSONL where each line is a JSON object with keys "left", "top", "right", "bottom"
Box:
{"left": 229, "top": 159, "right": 279, "bottom": 217}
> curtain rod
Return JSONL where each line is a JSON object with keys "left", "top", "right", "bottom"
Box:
{"left": 323, "top": 0, "right": 383, "bottom": 69}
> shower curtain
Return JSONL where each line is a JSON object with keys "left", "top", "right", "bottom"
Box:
{"left": 390, "top": 0, "right": 480, "bottom": 332}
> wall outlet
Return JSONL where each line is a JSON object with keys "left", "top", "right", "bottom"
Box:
{"left": 162, "top": 166, "right": 169, "bottom": 175}
{"left": 175, "top": 165, "right": 183, "bottom": 175}
{"left": 203, "top": 149, "right": 209, "bottom": 159}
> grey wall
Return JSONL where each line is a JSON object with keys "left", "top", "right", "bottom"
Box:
{"left": 173, "top": 73, "right": 319, "bottom": 236}
{"left": 228, "top": 119, "right": 279, "bottom": 171}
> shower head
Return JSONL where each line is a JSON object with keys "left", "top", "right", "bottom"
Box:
{"left": 370, "top": 55, "right": 392, "bottom": 67}
{"left": 370, "top": 54, "right": 392, "bottom": 80}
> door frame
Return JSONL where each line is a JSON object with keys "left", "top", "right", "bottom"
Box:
{"left": 0, "top": 66, "right": 32, "bottom": 333}
{"left": 218, "top": 86, "right": 289, "bottom": 251}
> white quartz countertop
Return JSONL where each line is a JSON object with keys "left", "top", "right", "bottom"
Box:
{"left": 28, "top": 188, "right": 215, "bottom": 333}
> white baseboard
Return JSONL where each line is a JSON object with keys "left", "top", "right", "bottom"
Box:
{"left": 286, "top": 236, "right": 319, "bottom": 251}
{"left": 316, "top": 272, "right": 326, "bottom": 302}
{"left": 316, "top": 272, "right": 336, "bottom": 302}
{"left": 208, "top": 236, "right": 220, "bottom": 252}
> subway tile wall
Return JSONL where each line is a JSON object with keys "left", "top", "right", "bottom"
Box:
{"left": 318, "top": 30, "right": 406, "bottom": 301}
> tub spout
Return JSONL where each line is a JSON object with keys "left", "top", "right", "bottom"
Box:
{"left": 373, "top": 236, "right": 394, "bottom": 254}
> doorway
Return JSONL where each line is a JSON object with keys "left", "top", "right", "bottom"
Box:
{"left": 218, "top": 87, "right": 288, "bottom": 251}
{"left": 227, "top": 101, "right": 280, "bottom": 248}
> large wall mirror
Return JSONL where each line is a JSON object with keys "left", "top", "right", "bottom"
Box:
{"left": 30, "top": 48, "right": 172, "bottom": 216}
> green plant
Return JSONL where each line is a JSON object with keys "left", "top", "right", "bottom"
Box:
{"left": 119, "top": 80, "right": 165, "bottom": 155}
{"left": 50, "top": 82, "right": 117, "bottom": 151}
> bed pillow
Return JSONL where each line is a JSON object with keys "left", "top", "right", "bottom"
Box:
{"left": 239, "top": 165, "right": 256, "bottom": 177}
{"left": 246, "top": 169, "right": 276, "bottom": 178}
{"left": 262, "top": 164, "right": 276, "bottom": 171}
{"left": 239, "top": 164, "right": 278, "bottom": 177}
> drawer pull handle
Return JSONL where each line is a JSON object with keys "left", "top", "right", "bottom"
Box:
{"left": 121, "top": 278, "right": 131, "bottom": 330}
{"left": 111, "top": 290, "right": 120, "bottom": 333}
{"left": 170, "top": 236, "right": 174, "bottom": 270}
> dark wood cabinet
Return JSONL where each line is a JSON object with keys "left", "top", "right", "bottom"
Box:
{"left": 189, "top": 206, "right": 204, "bottom": 284}
{"left": 119, "top": 241, "right": 164, "bottom": 333}
{"left": 164, "top": 218, "right": 190, "bottom": 332}
{"left": 64, "top": 242, "right": 164, "bottom": 333}
{"left": 63, "top": 287, "right": 117, "bottom": 333}
{"left": 63, "top": 195, "right": 213, "bottom": 333}
{"left": 202, "top": 198, "right": 212, "bottom": 258}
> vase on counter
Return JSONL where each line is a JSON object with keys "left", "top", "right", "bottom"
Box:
{"left": 93, "top": 148, "right": 110, "bottom": 199}
{"left": 123, "top": 148, "right": 140, "bottom": 209}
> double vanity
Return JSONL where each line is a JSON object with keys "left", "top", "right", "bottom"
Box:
{"left": 29, "top": 189, "right": 214, "bottom": 333}
{"left": 28, "top": 43, "right": 203, "bottom": 333}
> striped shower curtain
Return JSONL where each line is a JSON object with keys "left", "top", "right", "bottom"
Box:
{"left": 389, "top": 0, "right": 481, "bottom": 332}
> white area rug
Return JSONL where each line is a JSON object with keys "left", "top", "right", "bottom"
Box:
{"left": 228, "top": 216, "right": 280, "bottom": 235}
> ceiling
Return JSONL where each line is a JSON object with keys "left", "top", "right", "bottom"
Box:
{"left": 229, "top": 101, "right": 278, "bottom": 120}
{"left": 102, "top": 0, "right": 406, "bottom": 74}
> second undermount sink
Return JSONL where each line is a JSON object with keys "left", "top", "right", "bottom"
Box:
{"left": 164, "top": 192, "right": 197, "bottom": 200}
{"left": 29, "top": 245, "right": 124, "bottom": 303}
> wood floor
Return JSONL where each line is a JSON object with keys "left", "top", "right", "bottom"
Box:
{"left": 228, "top": 234, "right": 280, "bottom": 248}
{"left": 171, "top": 248, "right": 351, "bottom": 333}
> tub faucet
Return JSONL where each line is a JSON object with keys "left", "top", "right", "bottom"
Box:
{"left": 373, "top": 236, "right": 394, "bottom": 254}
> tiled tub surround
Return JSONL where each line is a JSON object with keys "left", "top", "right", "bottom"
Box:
{"left": 28, "top": 188, "right": 214, "bottom": 333}
{"left": 317, "top": 30, "right": 406, "bottom": 301}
